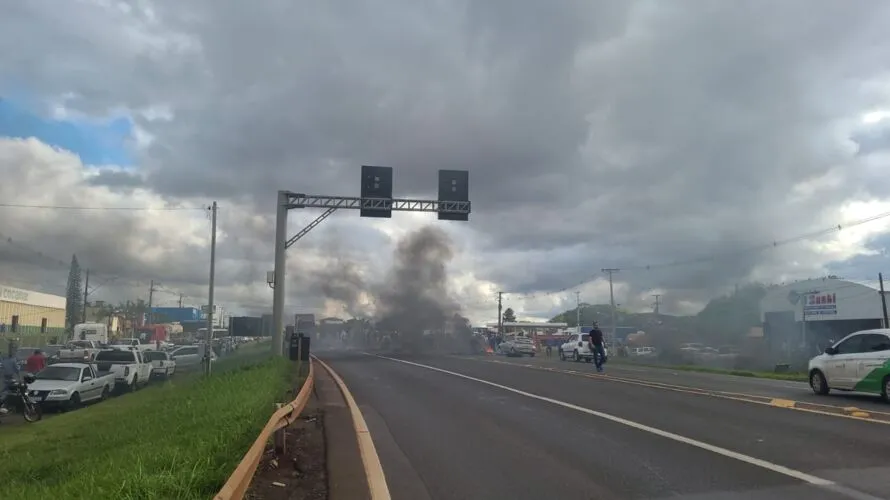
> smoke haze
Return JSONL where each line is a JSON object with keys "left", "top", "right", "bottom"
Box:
{"left": 310, "top": 225, "right": 467, "bottom": 347}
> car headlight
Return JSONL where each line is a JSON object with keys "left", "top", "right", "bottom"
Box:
{"left": 50, "top": 389, "right": 69, "bottom": 396}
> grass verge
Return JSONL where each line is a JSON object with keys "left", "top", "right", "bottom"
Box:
{"left": 609, "top": 358, "right": 808, "bottom": 382}
{"left": 0, "top": 355, "right": 296, "bottom": 500}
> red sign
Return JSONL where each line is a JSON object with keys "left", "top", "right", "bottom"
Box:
{"left": 807, "top": 293, "right": 836, "bottom": 305}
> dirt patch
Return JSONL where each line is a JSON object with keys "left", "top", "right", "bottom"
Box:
{"left": 246, "top": 368, "right": 327, "bottom": 500}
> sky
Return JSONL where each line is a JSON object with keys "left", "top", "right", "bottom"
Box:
{"left": 1, "top": 0, "right": 890, "bottom": 325}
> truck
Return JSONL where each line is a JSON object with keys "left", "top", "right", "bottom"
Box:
{"left": 94, "top": 348, "right": 152, "bottom": 392}
{"left": 109, "top": 337, "right": 158, "bottom": 352}
{"left": 144, "top": 350, "right": 176, "bottom": 379}
{"left": 57, "top": 340, "right": 105, "bottom": 363}
{"left": 27, "top": 362, "right": 116, "bottom": 410}
{"left": 73, "top": 323, "right": 110, "bottom": 343}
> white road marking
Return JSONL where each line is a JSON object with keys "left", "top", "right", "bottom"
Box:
{"left": 372, "top": 354, "right": 884, "bottom": 499}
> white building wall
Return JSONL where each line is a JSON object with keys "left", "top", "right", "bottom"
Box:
{"left": 760, "top": 278, "right": 884, "bottom": 323}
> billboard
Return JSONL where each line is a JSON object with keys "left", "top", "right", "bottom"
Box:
{"left": 230, "top": 316, "right": 263, "bottom": 337}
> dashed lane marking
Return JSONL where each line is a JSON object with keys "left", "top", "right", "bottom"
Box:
{"left": 770, "top": 399, "right": 797, "bottom": 408}
{"left": 462, "top": 357, "right": 890, "bottom": 425}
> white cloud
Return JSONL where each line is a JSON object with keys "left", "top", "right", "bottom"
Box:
{"left": 5, "top": 1, "right": 890, "bottom": 326}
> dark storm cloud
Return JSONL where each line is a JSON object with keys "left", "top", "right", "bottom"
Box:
{"left": 3, "top": 1, "right": 890, "bottom": 320}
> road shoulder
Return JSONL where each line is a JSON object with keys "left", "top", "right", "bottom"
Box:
{"left": 316, "top": 362, "right": 372, "bottom": 500}
{"left": 245, "top": 367, "right": 328, "bottom": 500}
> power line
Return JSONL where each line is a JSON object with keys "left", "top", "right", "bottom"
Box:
{"left": 507, "top": 209, "right": 890, "bottom": 298}
{"left": 0, "top": 203, "right": 206, "bottom": 211}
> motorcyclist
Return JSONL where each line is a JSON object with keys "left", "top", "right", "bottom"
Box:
{"left": 0, "top": 346, "right": 20, "bottom": 416}
{"left": 589, "top": 322, "right": 607, "bottom": 373}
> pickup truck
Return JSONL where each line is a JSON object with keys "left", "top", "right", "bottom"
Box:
{"left": 27, "top": 362, "right": 116, "bottom": 410}
{"left": 94, "top": 348, "right": 152, "bottom": 393}
{"left": 144, "top": 350, "right": 176, "bottom": 379}
{"left": 57, "top": 340, "right": 105, "bottom": 363}
{"left": 109, "top": 338, "right": 157, "bottom": 352}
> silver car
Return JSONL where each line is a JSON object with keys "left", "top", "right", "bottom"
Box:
{"left": 502, "top": 336, "right": 537, "bottom": 357}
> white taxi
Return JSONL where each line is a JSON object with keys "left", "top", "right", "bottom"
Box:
{"left": 808, "top": 328, "right": 890, "bottom": 402}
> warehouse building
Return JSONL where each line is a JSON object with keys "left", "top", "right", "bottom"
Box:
{"left": 760, "top": 276, "right": 885, "bottom": 356}
{"left": 0, "top": 283, "right": 67, "bottom": 344}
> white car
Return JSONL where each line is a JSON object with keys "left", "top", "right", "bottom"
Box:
{"left": 808, "top": 328, "right": 890, "bottom": 402}
{"left": 170, "top": 345, "right": 217, "bottom": 369}
{"left": 28, "top": 363, "right": 116, "bottom": 410}
{"left": 559, "top": 333, "right": 608, "bottom": 362}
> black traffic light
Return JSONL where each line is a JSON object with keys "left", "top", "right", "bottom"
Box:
{"left": 360, "top": 165, "right": 393, "bottom": 218}
{"left": 437, "top": 169, "right": 469, "bottom": 221}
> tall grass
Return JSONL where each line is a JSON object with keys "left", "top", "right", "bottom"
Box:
{"left": 0, "top": 356, "right": 294, "bottom": 500}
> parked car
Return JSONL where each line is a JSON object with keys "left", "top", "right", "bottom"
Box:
{"left": 559, "top": 333, "right": 609, "bottom": 362}
{"left": 144, "top": 350, "right": 176, "bottom": 379}
{"left": 500, "top": 336, "right": 537, "bottom": 357}
{"left": 57, "top": 340, "right": 105, "bottom": 363}
{"left": 28, "top": 362, "right": 115, "bottom": 410}
{"left": 170, "top": 344, "right": 217, "bottom": 370}
{"left": 94, "top": 348, "right": 152, "bottom": 393}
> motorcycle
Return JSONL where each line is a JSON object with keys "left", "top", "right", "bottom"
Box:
{"left": 0, "top": 373, "right": 42, "bottom": 423}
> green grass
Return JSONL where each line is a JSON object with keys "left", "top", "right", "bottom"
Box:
{"left": 610, "top": 358, "right": 808, "bottom": 382}
{"left": 0, "top": 355, "right": 296, "bottom": 500}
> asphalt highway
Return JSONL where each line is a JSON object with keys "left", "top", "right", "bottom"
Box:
{"left": 320, "top": 351, "right": 890, "bottom": 500}
{"left": 490, "top": 354, "right": 890, "bottom": 414}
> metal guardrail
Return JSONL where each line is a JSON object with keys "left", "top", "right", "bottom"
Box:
{"left": 214, "top": 359, "right": 315, "bottom": 500}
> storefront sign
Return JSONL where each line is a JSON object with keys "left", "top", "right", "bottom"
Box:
{"left": 804, "top": 292, "right": 837, "bottom": 317}
{"left": 0, "top": 286, "right": 29, "bottom": 303}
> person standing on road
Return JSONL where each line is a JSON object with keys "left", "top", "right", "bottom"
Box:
{"left": 25, "top": 349, "right": 46, "bottom": 374}
{"left": 589, "top": 323, "right": 606, "bottom": 373}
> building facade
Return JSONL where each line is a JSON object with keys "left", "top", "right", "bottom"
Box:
{"left": 0, "top": 283, "right": 67, "bottom": 345}
{"left": 760, "top": 277, "right": 886, "bottom": 356}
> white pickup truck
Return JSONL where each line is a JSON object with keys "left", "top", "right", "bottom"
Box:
{"left": 57, "top": 340, "right": 105, "bottom": 363}
{"left": 144, "top": 350, "right": 176, "bottom": 379}
{"left": 109, "top": 338, "right": 157, "bottom": 352}
{"left": 94, "top": 348, "right": 152, "bottom": 393}
{"left": 28, "top": 363, "right": 116, "bottom": 410}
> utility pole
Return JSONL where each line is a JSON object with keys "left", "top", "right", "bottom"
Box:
{"left": 148, "top": 280, "right": 156, "bottom": 325}
{"left": 602, "top": 269, "right": 619, "bottom": 342}
{"left": 82, "top": 269, "right": 90, "bottom": 323}
{"left": 497, "top": 292, "right": 503, "bottom": 337}
{"left": 652, "top": 294, "right": 661, "bottom": 315}
{"left": 800, "top": 289, "right": 820, "bottom": 354}
{"left": 880, "top": 273, "right": 889, "bottom": 328}
{"left": 575, "top": 291, "right": 581, "bottom": 333}
{"left": 205, "top": 201, "right": 218, "bottom": 376}
{"left": 272, "top": 191, "right": 289, "bottom": 357}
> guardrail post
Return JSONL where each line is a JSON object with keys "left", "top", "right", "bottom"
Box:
{"left": 273, "top": 403, "right": 287, "bottom": 455}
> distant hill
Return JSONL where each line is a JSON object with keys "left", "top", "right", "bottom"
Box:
{"left": 548, "top": 284, "right": 766, "bottom": 344}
